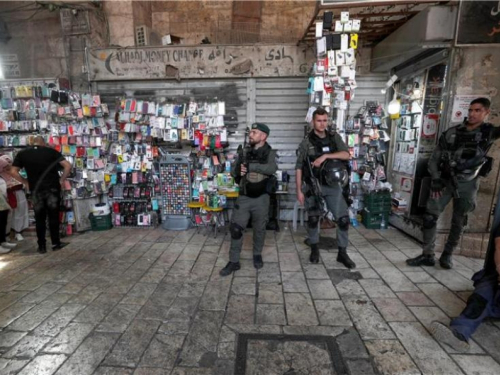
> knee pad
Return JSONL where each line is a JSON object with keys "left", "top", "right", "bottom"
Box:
{"left": 423, "top": 213, "right": 438, "bottom": 229}
{"left": 230, "top": 223, "right": 244, "bottom": 240}
{"left": 307, "top": 216, "right": 319, "bottom": 229}
{"left": 338, "top": 216, "right": 349, "bottom": 231}
{"left": 463, "top": 293, "right": 488, "bottom": 319}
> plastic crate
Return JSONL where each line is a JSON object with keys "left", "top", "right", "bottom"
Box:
{"left": 362, "top": 209, "right": 389, "bottom": 229}
{"left": 89, "top": 213, "right": 113, "bottom": 231}
{"left": 364, "top": 200, "right": 392, "bottom": 213}
{"left": 364, "top": 192, "right": 391, "bottom": 205}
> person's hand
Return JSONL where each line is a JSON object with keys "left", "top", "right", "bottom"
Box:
{"left": 297, "top": 190, "right": 305, "bottom": 206}
{"left": 240, "top": 164, "right": 248, "bottom": 176}
{"left": 430, "top": 178, "right": 445, "bottom": 199}
{"left": 311, "top": 155, "right": 327, "bottom": 168}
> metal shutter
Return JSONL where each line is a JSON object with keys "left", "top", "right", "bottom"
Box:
{"left": 255, "top": 77, "right": 309, "bottom": 220}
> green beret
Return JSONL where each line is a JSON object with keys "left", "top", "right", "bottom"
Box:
{"left": 251, "top": 122, "right": 270, "bottom": 135}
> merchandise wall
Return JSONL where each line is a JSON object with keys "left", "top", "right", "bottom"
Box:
{"left": 386, "top": 57, "right": 450, "bottom": 238}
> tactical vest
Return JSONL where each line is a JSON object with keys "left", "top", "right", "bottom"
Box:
{"left": 440, "top": 123, "right": 494, "bottom": 181}
{"left": 303, "top": 132, "right": 350, "bottom": 184}
{"left": 243, "top": 143, "right": 273, "bottom": 197}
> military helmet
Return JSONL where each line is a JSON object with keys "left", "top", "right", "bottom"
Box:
{"left": 320, "top": 159, "right": 349, "bottom": 187}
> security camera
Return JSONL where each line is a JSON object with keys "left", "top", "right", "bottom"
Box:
{"left": 381, "top": 74, "right": 398, "bottom": 94}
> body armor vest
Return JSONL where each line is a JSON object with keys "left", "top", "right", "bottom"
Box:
{"left": 441, "top": 123, "right": 494, "bottom": 181}
{"left": 305, "top": 132, "right": 348, "bottom": 187}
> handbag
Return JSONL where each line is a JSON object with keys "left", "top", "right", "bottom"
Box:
{"left": 7, "top": 189, "right": 17, "bottom": 209}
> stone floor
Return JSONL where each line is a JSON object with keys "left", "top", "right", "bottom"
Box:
{"left": 0, "top": 224, "right": 499, "bottom": 375}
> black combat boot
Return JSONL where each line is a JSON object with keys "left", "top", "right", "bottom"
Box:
{"left": 337, "top": 247, "right": 356, "bottom": 269}
{"left": 309, "top": 244, "right": 319, "bottom": 263}
{"left": 253, "top": 255, "right": 264, "bottom": 269}
{"left": 406, "top": 254, "right": 436, "bottom": 267}
{"left": 439, "top": 251, "right": 453, "bottom": 269}
{"left": 220, "top": 262, "right": 241, "bottom": 276}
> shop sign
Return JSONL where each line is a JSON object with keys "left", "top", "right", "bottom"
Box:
{"left": 451, "top": 94, "right": 491, "bottom": 124}
{"left": 419, "top": 64, "right": 446, "bottom": 155}
{"left": 87, "top": 45, "right": 314, "bottom": 81}
{"left": 0, "top": 54, "right": 21, "bottom": 78}
{"left": 457, "top": 1, "right": 500, "bottom": 45}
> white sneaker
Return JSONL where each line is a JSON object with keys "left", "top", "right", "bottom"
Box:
{"left": 15, "top": 233, "right": 24, "bottom": 241}
{"left": 0, "top": 246, "right": 11, "bottom": 254}
{"left": 1, "top": 242, "right": 16, "bottom": 249}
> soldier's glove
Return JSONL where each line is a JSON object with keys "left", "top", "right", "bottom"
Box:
{"left": 430, "top": 179, "right": 445, "bottom": 193}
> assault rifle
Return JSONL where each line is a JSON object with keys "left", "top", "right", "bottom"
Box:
{"left": 236, "top": 127, "right": 250, "bottom": 196}
{"left": 441, "top": 152, "right": 460, "bottom": 199}
{"left": 305, "top": 156, "right": 328, "bottom": 216}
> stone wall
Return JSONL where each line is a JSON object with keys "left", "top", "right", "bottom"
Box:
{"left": 0, "top": 2, "right": 67, "bottom": 80}
{"left": 151, "top": 0, "right": 315, "bottom": 45}
{"left": 437, "top": 47, "right": 500, "bottom": 258}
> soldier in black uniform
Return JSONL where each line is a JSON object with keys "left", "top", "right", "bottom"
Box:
{"left": 220, "top": 123, "right": 278, "bottom": 276}
{"left": 295, "top": 107, "right": 356, "bottom": 268}
{"left": 408, "top": 98, "right": 500, "bottom": 269}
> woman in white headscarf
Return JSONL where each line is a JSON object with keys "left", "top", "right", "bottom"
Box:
{"left": 0, "top": 155, "right": 29, "bottom": 242}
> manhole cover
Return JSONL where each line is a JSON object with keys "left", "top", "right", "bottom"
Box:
{"left": 327, "top": 269, "right": 363, "bottom": 285}
{"left": 235, "top": 334, "right": 346, "bottom": 375}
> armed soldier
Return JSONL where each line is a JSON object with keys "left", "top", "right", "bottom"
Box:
{"left": 295, "top": 107, "right": 356, "bottom": 269}
{"left": 408, "top": 98, "right": 500, "bottom": 269}
{"left": 220, "top": 123, "right": 278, "bottom": 276}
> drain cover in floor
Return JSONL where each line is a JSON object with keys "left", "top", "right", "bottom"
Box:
{"left": 235, "top": 334, "right": 346, "bottom": 375}
{"left": 327, "top": 269, "right": 363, "bottom": 285}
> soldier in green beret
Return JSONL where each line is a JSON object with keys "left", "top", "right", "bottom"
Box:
{"left": 220, "top": 123, "right": 278, "bottom": 276}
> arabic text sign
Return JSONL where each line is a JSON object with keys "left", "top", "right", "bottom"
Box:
{"left": 0, "top": 54, "right": 20, "bottom": 78}
{"left": 88, "top": 45, "right": 313, "bottom": 81}
{"left": 457, "top": 1, "right": 500, "bottom": 44}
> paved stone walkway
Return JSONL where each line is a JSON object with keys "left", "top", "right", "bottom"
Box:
{"left": 0, "top": 224, "right": 499, "bottom": 375}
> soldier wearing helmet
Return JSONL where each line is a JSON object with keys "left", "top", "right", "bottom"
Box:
{"left": 295, "top": 107, "right": 356, "bottom": 269}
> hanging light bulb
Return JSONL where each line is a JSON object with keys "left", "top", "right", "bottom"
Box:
{"left": 388, "top": 98, "right": 401, "bottom": 115}
{"left": 412, "top": 82, "right": 422, "bottom": 99}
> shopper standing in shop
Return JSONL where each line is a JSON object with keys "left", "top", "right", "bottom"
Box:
{"left": 407, "top": 98, "right": 500, "bottom": 269}
{"left": 295, "top": 107, "right": 356, "bottom": 269}
{"left": 9, "top": 136, "right": 72, "bottom": 254}
{"left": 220, "top": 123, "right": 278, "bottom": 276}
{"left": 0, "top": 155, "right": 29, "bottom": 241}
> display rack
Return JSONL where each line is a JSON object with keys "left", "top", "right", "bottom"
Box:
{"left": 160, "top": 154, "right": 191, "bottom": 230}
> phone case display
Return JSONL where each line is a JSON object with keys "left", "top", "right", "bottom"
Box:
{"left": 160, "top": 155, "right": 191, "bottom": 230}
{"left": 306, "top": 11, "right": 360, "bottom": 124}
{"left": 345, "top": 102, "right": 391, "bottom": 221}
{"left": 0, "top": 84, "right": 111, "bottom": 235}
{"left": 117, "top": 99, "right": 228, "bottom": 146}
{"left": 388, "top": 73, "right": 426, "bottom": 217}
{"left": 344, "top": 102, "right": 393, "bottom": 228}
{"left": 191, "top": 153, "right": 234, "bottom": 204}
{"left": 108, "top": 170, "right": 160, "bottom": 228}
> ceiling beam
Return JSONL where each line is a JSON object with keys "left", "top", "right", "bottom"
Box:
{"left": 298, "top": 1, "right": 320, "bottom": 46}
{"left": 315, "top": 10, "right": 419, "bottom": 19}
{"left": 318, "top": 0, "right": 442, "bottom": 9}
